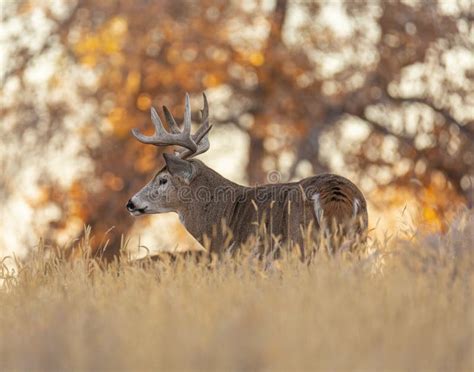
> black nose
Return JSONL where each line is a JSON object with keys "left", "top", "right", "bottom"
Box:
{"left": 126, "top": 199, "right": 135, "bottom": 211}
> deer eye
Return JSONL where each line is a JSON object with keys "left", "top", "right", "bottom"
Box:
{"left": 159, "top": 178, "right": 167, "bottom": 186}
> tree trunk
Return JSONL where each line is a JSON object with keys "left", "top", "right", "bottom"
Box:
{"left": 247, "top": 135, "right": 267, "bottom": 185}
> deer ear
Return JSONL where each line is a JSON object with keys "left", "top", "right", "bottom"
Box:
{"left": 163, "top": 153, "right": 195, "bottom": 183}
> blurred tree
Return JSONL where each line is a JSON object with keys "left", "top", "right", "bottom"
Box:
{"left": 1, "top": 0, "right": 472, "bottom": 258}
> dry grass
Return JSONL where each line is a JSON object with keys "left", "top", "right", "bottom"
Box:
{"left": 1, "top": 213, "right": 473, "bottom": 371}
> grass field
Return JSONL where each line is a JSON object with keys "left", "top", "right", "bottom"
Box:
{"left": 1, "top": 212, "right": 473, "bottom": 371}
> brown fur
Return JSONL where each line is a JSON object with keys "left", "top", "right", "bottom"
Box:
{"left": 171, "top": 160, "right": 368, "bottom": 255}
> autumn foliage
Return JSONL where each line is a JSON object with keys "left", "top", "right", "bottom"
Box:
{"left": 1, "top": 0, "right": 473, "bottom": 258}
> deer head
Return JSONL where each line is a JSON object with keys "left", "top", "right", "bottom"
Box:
{"left": 126, "top": 93, "right": 213, "bottom": 216}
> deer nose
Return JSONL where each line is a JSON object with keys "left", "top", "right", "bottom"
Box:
{"left": 126, "top": 199, "right": 135, "bottom": 211}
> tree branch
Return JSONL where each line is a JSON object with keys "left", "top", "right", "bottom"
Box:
{"left": 390, "top": 96, "right": 474, "bottom": 142}
{"left": 353, "top": 113, "right": 417, "bottom": 150}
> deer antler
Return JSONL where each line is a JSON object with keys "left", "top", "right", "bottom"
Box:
{"left": 132, "top": 93, "right": 212, "bottom": 159}
{"left": 176, "top": 93, "right": 212, "bottom": 159}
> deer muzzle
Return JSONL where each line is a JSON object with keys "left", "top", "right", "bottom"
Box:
{"left": 126, "top": 199, "right": 148, "bottom": 216}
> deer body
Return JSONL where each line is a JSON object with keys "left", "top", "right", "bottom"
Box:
{"left": 127, "top": 94, "right": 368, "bottom": 255}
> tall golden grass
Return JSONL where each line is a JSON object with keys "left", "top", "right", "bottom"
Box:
{"left": 1, "top": 212, "right": 473, "bottom": 371}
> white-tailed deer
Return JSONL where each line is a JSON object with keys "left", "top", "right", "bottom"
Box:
{"left": 127, "top": 93, "right": 368, "bottom": 256}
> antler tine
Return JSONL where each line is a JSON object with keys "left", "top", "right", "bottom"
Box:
{"left": 150, "top": 107, "right": 166, "bottom": 136}
{"left": 163, "top": 93, "right": 198, "bottom": 135}
{"left": 201, "top": 92, "right": 209, "bottom": 123}
{"left": 162, "top": 106, "right": 180, "bottom": 134}
{"left": 183, "top": 93, "right": 192, "bottom": 135}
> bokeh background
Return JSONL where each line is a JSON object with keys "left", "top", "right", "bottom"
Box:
{"left": 1, "top": 0, "right": 473, "bottom": 260}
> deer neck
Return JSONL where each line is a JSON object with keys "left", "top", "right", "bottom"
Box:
{"left": 177, "top": 166, "right": 246, "bottom": 249}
